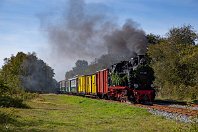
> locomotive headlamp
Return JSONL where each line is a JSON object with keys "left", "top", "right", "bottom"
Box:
{"left": 134, "top": 84, "right": 138, "bottom": 89}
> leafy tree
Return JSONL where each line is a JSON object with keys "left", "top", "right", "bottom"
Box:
{"left": 1, "top": 52, "right": 26, "bottom": 95}
{"left": 148, "top": 25, "right": 198, "bottom": 100}
{"left": 146, "top": 34, "right": 162, "bottom": 45}
{"left": 1, "top": 52, "right": 57, "bottom": 93}
{"left": 20, "top": 53, "right": 57, "bottom": 92}
{"left": 0, "top": 76, "right": 9, "bottom": 96}
{"left": 65, "top": 60, "right": 89, "bottom": 79}
{"left": 167, "top": 25, "right": 197, "bottom": 45}
{"left": 72, "top": 60, "right": 88, "bottom": 75}
{"left": 75, "top": 60, "right": 88, "bottom": 68}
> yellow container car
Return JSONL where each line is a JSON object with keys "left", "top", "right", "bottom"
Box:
{"left": 78, "top": 74, "right": 97, "bottom": 95}
{"left": 78, "top": 75, "right": 86, "bottom": 94}
{"left": 86, "top": 75, "right": 92, "bottom": 94}
{"left": 91, "top": 74, "right": 97, "bottom": 95}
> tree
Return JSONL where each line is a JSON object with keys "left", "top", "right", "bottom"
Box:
{"left": 146, "top": 34, "right": 162, "bottom": 45}
{"left": 0, "top": 72, "right": 9, "bottom": 96}
{"left": 1, "top": 52, "right": 57, "bottom": 93}
{"left": 167, "top": 25, "right": 197, "bottom": 45}
{"left": 148, "top": 25, "right": 198, "bottom": 100}
{"left": 65, "top": 60, "right": 89, "bottom": 79}
{"left": 1, "top": 52, "right": 27, "bottom": 95}
{"left": 75, "top": 60, "right": 88, "bottom": 68}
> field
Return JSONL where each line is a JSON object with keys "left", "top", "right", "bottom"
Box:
{"left": 0, "top": 94, "right": 197, "bottom": 132}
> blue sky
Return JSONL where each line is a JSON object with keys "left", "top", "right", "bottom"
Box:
{"left": 0, "top": 0, "right": 198, "bottom": 80}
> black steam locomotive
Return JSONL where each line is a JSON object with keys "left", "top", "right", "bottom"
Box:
{"left": 108, "top": 55, "right": 155, "bottom": 103}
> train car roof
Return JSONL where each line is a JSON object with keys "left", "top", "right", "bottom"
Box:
{"left": 68, "top": 77, "right": 77, "bottom": 80}
{"left": 58, "top": 80, "right": 66, "bottom": 82}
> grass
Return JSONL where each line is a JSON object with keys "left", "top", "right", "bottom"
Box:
{"left": 0, "top": 94, "right": 197, "bottom": 132}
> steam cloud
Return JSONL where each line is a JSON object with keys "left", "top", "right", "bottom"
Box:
{"left": 46, "top": 0, "right": 113, "bottom": 60}
{"left": 41, "top": 0, "right": 148, "bottom": 79}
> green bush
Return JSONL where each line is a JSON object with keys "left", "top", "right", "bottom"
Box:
{"left": 0, "top": 110, "right": 15, "bottom": 124}
{"left": 22, "top": 92, "right": 40, "bottom": 100}
{"left": 0, "top": 96, "right": 29, "bottom": 108}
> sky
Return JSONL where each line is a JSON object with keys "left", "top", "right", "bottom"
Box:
{"left": 0, "top": 0, "right": 198, "bottom": 80}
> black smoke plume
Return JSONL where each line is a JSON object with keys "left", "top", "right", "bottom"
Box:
{"left": 45, "top": 0, "right": 113, "bottom": 60}
{"left": 41, "top": 0, "right": 148, "bottom": 79}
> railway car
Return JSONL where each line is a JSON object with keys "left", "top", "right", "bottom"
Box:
{"left": 78, "top": 75, "right": 86, "bottom": 95}
{"left": 66, "top": 81, "right": 70, "bottom": 93}
{"left": 58, "top": 80, "right": 67, "bottom": 93}
{"left": 58, "top": 80, "right": 70, "bottom": 94}
{"left": 86, "top": 75, "right": 92, "bottom": 95}
{"left": 96, "top": 69, "right": 108, "bottom": 98}
{"left": 68, "top": 77, "right": 78, "bottom": 94}
{"left": 91, "top": 74, "right": 97, "bottom": 95}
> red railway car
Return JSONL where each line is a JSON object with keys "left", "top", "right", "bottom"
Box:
{"left": 96, "top": 69, "right": 108, "bottom": 98}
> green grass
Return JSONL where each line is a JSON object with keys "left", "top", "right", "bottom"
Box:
{"left": 0, "top": 94, "right": 197, "bottom": 132}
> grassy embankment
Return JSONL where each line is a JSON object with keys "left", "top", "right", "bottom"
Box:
{"left": 0, "top": 94, "right": 197, "bottom": 132}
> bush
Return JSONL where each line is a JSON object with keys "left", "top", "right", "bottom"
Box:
{"left": 0, "top": 110, "right": 15, "bottom": 124}
{"left": 22, "top": 92, "right": 40, "bottom": 100}
{"left": 0, "top": 96, "right": 29, "bottom": 108}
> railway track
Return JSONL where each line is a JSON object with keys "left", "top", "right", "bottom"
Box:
{"left": 132, "top": 102, "right": 198, "bottom": 123}
{"left": 134, "top": 104, "right": 198, "bottom": 117}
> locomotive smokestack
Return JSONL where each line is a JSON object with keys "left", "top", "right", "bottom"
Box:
{"left": 138, "top": 55, "right": 146, "bottom": 64}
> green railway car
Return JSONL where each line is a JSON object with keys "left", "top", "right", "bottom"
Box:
{"left": 68, "top": 77, "right": 78, "bottom": 94}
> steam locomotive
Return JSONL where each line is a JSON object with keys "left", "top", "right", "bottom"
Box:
{"left": 59, "top": 55, "right": 156, "bottom": 103}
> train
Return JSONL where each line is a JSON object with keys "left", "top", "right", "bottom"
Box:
{"left": 58, "top": 55, "right": 156, "bottom": 104}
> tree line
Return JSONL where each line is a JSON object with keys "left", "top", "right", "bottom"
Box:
{"left": 147, "top": 25, "right": 198, "bottom": 100}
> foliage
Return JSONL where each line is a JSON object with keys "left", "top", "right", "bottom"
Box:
{"left": 111, "top": 73, "right": 123, "bottom": 85}
{"left": 0, "top": 78, "right": 9, "bottom": 95}
{"left": 147, "top": 33, "right": 163, "bottom": 45}
{"left": 1, "top": 52, "right": 57, "bottom": 93}
{"left": 0, "top": 96, "right": 28, "bottom": 108}
{"left": 1, "top": 53, "right": 25, "bottom": 96}
{"left": 0, "top": 109, "right": 16, "bottom": 124}
{"left": 148, "top": 25, "right": 198, "bottom": 100}
{"left": 65, "top": 60, "right": 88, "bottom": 79}
{"left": 20, "top": 52, "right": 57, "bottom": 92}
{"left": 167, "top": 25, "right": 197, "bottom": 45}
